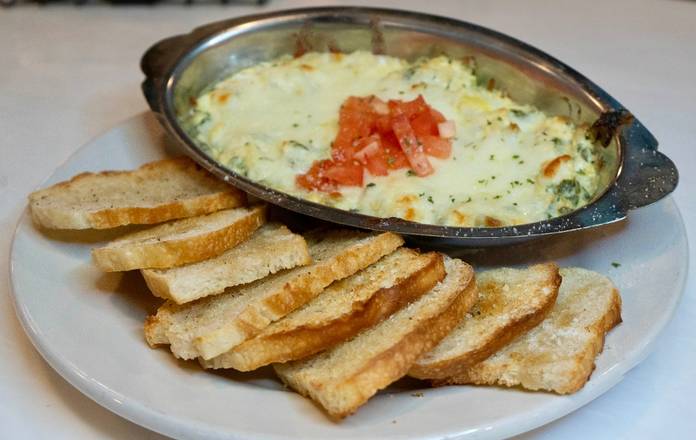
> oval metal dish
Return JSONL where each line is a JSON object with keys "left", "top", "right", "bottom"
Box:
{"left": 141, "top": 7, "right": 677, "bottom": 247}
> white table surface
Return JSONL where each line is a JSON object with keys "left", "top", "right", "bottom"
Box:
{"left": 2, "top": 0, "right": 694, "bottom": 438}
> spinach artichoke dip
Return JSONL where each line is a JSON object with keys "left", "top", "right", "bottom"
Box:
{"left": 188, "top": 51, "right": 601, "bottom": 227}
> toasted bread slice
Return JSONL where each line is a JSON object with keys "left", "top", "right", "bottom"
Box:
{"left": 409, "top": 263, "right": 560, "bottom": 380}
{"left": 92, "top": 205, "right": 265, "bottom": 272}
{"left": 144, "top": 231, "right": 404, "bottom": 360}
{"left": 274, "top": 257, "right": 477, "bottom": 419}
{"left": 201, "top": 248, "right": 446, "bottom": 371}
{"left": 29, "top": 157, "right": 245, "bottom": 230}
{"left": 141, "top": 224, "right": 311, "bottom": 304}
{"left": 438, "top": 267, "right": 621, "bottom": 394}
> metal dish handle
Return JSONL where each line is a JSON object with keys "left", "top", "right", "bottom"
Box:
{"left": 141, "top": 20, "right": 231, "bottom": 112}
{"left": 616, "top": 118, "right": 678, "bottom": 210}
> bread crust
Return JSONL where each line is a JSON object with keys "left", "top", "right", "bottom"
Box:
{"left": 436, "top": 270, "right": 622, "bottom": 394}
{"left": 409, "top": 263, "right": 561, "bottom": 379}
{"left": 29, "top": 157, "right": 245, "bottom": 230}
{"left": 143, "top": 232, "right": 405, "bottom": 361}
{"left": 202, "top": 252, "right": 446, "bottom": 371}
{"left": 557, "top": 287, "right": 621, "bottom": 393}
{"left": 87, "top": 192, "right": 243, "bottom": 230}
{"left": 275, "top": 259, "right": 478, "bottom": 420}
{"left": 143, "top": 313, "right": 171, "bottom": 346}
{"left": 333, "top": 272, "right": 478, "bottom": 419}
{"left": 194, "top": 232, "right": 405, "bottom": 360}
{"left": 141, "top": 224, "right": 312, "bottom": 304}
{"left": 92, "top": 206, "right": 265, "bottom": 271}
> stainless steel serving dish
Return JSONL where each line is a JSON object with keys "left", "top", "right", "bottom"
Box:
{"left": 141, "top": 7, "right": 677, "bottom": 247}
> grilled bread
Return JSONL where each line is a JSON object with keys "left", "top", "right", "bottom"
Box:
{"left": 144, "top": 231, "right": 404, "bottom": 360}
{"left": 92, "top": 205, "right": 266, "bottom": 272}
{"left": 141, "top": 223, "right": 311, "bottom": 304}
{"left": 274, "top": 257, "right": 477, "bottom": 419}
{"left": 410, "top": 263, "right": 560, "bottom": 380}
{"left": 202, "top": 248, "right": 446, "bottom": 371}
{"left": 437, "top": 267, "right": 621, "bottom": 394}
{"left": 29, "top": 157, "right": 245, "bottom": 230}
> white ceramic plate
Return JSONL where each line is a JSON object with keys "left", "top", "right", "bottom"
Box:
{"left": 10, "top": 113, "right": 688, "bottom": 440}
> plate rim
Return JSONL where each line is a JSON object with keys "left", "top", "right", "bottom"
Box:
{"left": 8, "top": 112, "right": 690, "bottom": 440}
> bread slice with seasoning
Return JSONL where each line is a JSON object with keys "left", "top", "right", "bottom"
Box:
{"left": 201, "top": 248, "right": 446, "bottom": 371}
{"left": 144, "top": 230, "right": 404, "bottom": 360}
{"left": 274, "top": 257, "right": 477, "bottom": 419}
{"left": 28, "top": 157, "right": 245, "bottom": 230}
{"left": 92, "top": 205, "right": 266, "bottom": 272}
{"left": 409, "top": 263, "right": 560, "bottom": 380}
{"left": 436, "top": 267, "right": 621, "bottom": 394}
{"left": 141, "top": 223, "right": 311, "bottom": 304}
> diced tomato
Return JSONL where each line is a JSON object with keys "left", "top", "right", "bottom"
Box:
{"left": 323, "top": 160, "right": 364, "bottom": 186}
{"left": 368, "top": 96, "right": 389, "bottom": 115}
{"left": 374, "top": 113, "right": 393, "bottom": 134}
{"left": 332, "top": 97, "right": 377, "bottom": 161}
{"left": 437, "top": 120, "right": 456, "bottom": 139}
{"left": 389, "top": 95, "right": 429, "bottom": 119}
{"left": 430, "top": 108, "right": 446, "bottom": 124}
{"left": 296, "top": 160, "right": 338, "bottom": 192}
{"left": 297, "top": 93, "right": 454, "bottom": 191}
{"left": 420, "top": 135, "right": 452, "bottom": 159}
{"left": 353, "top": 134, "right": 381, "bottom": 163}
{"left": 380, "top": 132, "right": 410, "bottom": 170}
{"left": 342, "top": 96, "right": 374, "bottom": 116}
{"left": 410, "top": 111, "right": 440, "bottom": 137}
{"left": 364, "top": 152, "right": 389, "bottom": 176}
{"left": 352, "top": 134, "right": 388, "bottom": 176}
{"left": 391, "top": 114, "right": 433, "bottom": 177}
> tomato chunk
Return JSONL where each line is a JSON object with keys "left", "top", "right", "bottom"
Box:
{"left": 392, "top": 114, "right": 433, "bottom": 177}
{"left": 323, "top": 160, "right": 364, "bottom": 186}
{"left": 297, "top": 93, "right": 454, "bottom": 191}
{"left": 390, "top": 95, "right": 429, "bottom": 119}
{"left": 420, "top": 135, "right": 452, "bottom": 159}
{"left": 332, "top": 97, "right": 376, "bottom": 161}
{"left": 410, "top": 111, "right": 440, "bottom": 137}
{"left": 296, "top": 160, "right": 338, "bottom": 192}
{"left": 380, "top": 132, "right": 410, "bottom": 169}
{"left": 353, "top": 134, "right": 381, "bottom": 163}
{"left": 354, "top": 134, "right": 389, "bottom": 176}
{"left": 430, "top": 108, "right": 446, "bottom": 124}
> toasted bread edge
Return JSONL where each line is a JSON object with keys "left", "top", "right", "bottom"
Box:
{"left": 204, "top": 251, "right": 447, "bottom": 371}
{"left": 409, "top": 263, "right": 561, "bottom": 380}
{"left": 193, "top": 232, "right": 405, "bottom": 360}
{"left": 91, "top": 205, "right": 266, "bottom": 272}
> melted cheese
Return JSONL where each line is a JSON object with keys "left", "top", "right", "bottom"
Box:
{"left": 190, "top": 52, "right": 600, "bottom": 227}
